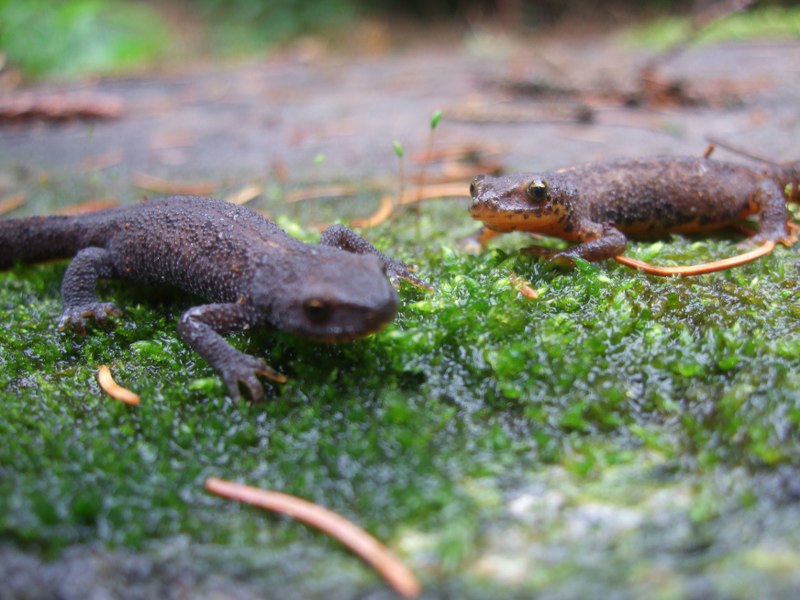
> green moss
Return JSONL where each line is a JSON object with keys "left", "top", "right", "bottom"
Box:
{"left": 1, "top": 189, "right": 800, "bottom": 593}
{"left": 627, "top": 5, "right": 800, "bottom": 49}
{"left": 0, "top": 0, "right": 168, "bottom": 79}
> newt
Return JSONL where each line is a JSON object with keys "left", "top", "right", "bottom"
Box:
{"left": 0, "top": 196, "right": 430, "bottom": 401}
{"left": 469, "top": 156, "right": 798, "bottom": 264}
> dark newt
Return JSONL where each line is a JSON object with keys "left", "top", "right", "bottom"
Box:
{"left": 469, "top": 156, "right": 799, "bottom": 264}
{"left": 0, "top": 196, "right": 431, "bottom": 401}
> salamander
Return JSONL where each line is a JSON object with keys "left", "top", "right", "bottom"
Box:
{"left": 0, "top": 196, "right": 430, "bottom": 401}
{"left": 469, "top": 156, "right": 798, "bottom": 264}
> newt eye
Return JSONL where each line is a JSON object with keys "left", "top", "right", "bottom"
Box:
{"left": 303, "top": 298, "right": 332, "bottom": 324}
{"left": 526, "top": 180, "right": 548, "bottom": 202}
{"left": 469, "top": 180, "right": 477, "bottom": 197}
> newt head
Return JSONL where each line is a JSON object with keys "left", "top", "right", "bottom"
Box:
{"left": 260, "top": 252, "right": 399, "bottom": 343}
{"left": 469, "top": 173, "right": 575, "bottom": 234}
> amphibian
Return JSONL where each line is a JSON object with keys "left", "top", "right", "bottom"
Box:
{"left": 469, "top": 156, "right": 798, "bottom": 264}
{"left": 0, "top": 196, "right": 429, "bottom": 401}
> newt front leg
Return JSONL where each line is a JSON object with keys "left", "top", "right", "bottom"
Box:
{"left": 177, "top": 302, "right": 286, "bottom": 401}
{"left": 319, "top": 224, "right": 434, "bottom": 290}
{"left": 522, "top": 224, "right": 628, "bottom": 265}
{"left": 58, "top": 247, "right": 122, "bottom": 334}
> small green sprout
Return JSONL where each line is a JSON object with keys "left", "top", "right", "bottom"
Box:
{"left": 430, "top": 109, "right": 443, "bottom": 130}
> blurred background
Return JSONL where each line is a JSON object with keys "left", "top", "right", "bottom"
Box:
{"left": 2, "top": 0, "right": 797, "bottom": 80}
{"left": 1, "top": 0, "right": 799, "bottom": 214}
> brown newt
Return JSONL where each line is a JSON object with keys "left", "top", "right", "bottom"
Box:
{"left": 0, "top": 196, "right": 430, "bottom": 401}
{"left": 469, "top": 156, "right": 798, "bottom": 264}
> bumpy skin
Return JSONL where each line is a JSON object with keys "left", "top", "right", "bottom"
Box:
{"left": 469, "top": 157, "right": 799, "bottom": 264}
{"left": 0, "top": 196, "right": 429, "bottom": 401}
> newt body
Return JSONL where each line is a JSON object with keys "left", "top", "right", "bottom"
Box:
{"left": 0, "top": 196, "right": 428, "bottom": 401}
{"left": 469, "top": 156, "right": 798, "bottom": 263}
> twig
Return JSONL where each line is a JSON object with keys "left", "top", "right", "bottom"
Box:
{"left": 204, "top": 477, "right": 422, "bottom": 598}
{"left": 0, "top": 92, "right": 124, "bottom": 122}
{"left": 641, "top": 0, "right": 756, "bottom": 78}
{"left": 704, "top": 136, "right": 781, "bottom": 166}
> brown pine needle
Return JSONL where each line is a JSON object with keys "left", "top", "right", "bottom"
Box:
{"left": 132, "top": 172, "right": 217, "bottom": 196}
{"left": 81, "top": 149, "right": 124, "bottom": 172}
{"left": 204, "top": 477, "right": 422, "bottom": 599}
{"left": 0, "top": 193, "right": 26, "bottom": 216}
{"left": 57, "top": 198, "right": 119, "bottom": 215}
{"left": 509, "top": 272, "right": 539, "bottom": 299}
{"left": 614, "top": 241, "right": 776, "bottom": 276}
{"left": 97, "top": 366, "right": 140, "bottom": 406}
{"left": 351, "top": 196, "right": 395, "bottom": 228}
{"left": 225, "top": 183, "right": 262, "bottom": 205}
{"left": 399, "top": 183, "right": 470, "bottom": 205}
{"left": 283, "top": 185, "right": 359, "bottom": 204}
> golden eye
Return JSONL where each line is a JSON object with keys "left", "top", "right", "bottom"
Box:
{"left": 526, "top": 180, "right": 548, "bottom": 202}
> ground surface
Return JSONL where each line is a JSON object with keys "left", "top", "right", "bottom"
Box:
{"left": 1, "top": 21, "right": 800, "bottom": 600}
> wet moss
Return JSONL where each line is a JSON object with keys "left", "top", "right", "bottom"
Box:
{"left": 1, "top": 187, "right": 799, "bottom": 594}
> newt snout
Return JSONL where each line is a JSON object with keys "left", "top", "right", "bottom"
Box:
{"left": 468, "top": 174, "right": 499, "bottom": 216}
{"left": 470, "top": 173, "right": 569, "bottom": 233}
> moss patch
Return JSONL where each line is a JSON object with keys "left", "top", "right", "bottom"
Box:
{"left": 1, "top": 180, "right": 799, "bottom": 595}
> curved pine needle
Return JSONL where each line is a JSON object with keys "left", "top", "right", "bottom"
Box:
{"left": 225, "top": 183, "right": 262, "bottom": 206}
{"left": 57, "top": 199, "right": 119, "bottom": 215}
{"left": 132, "top": 172, "right": 217, "bottom": 196}
{"left": 399, "top": 183, "right": 470, "bottom": 205}
{"left": 614, "top": 240, "right": 776, "bottom": 276}
{"left": 97, "top": 365, "right": 140, "bottom": 405}
{"left": 350, "top": 196, "right": 395, "bottom": 228}
{"left": 0, "top": 193, "right": 26, "bottom": 216}
{"left": 344, "top": 184, "right": 471, "bottom": 229}
{"left": 204, "top": 477, "right": 422, "bottom": 599}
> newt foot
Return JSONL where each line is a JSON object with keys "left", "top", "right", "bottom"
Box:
{"left": 385, "top": 258, "right": 436, "bottom": 292}
{"left": 521, "top": 245, "right": 577, "bottom": 267}
{"left": 222, "top": 354, "right": 287, "bottom": 402}
{"left": 58, "top": 303, "right": 122, "bottom": 335}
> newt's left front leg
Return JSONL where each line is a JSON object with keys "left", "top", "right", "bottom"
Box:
{"left": 319, "top": 224, "right": 434, "bottom": 290}
{"left": 177, "top": 302, "right": 285, "bottom": 402}
{"left": 58, "top": 247, "right": 122, "bottom": 334}
{"left": 523, "top": 224, "right": 628, "bottom": 265}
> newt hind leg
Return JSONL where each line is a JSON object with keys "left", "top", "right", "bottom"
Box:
{"left": 748, "top": 179, "right": 792, "bottom": 245}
